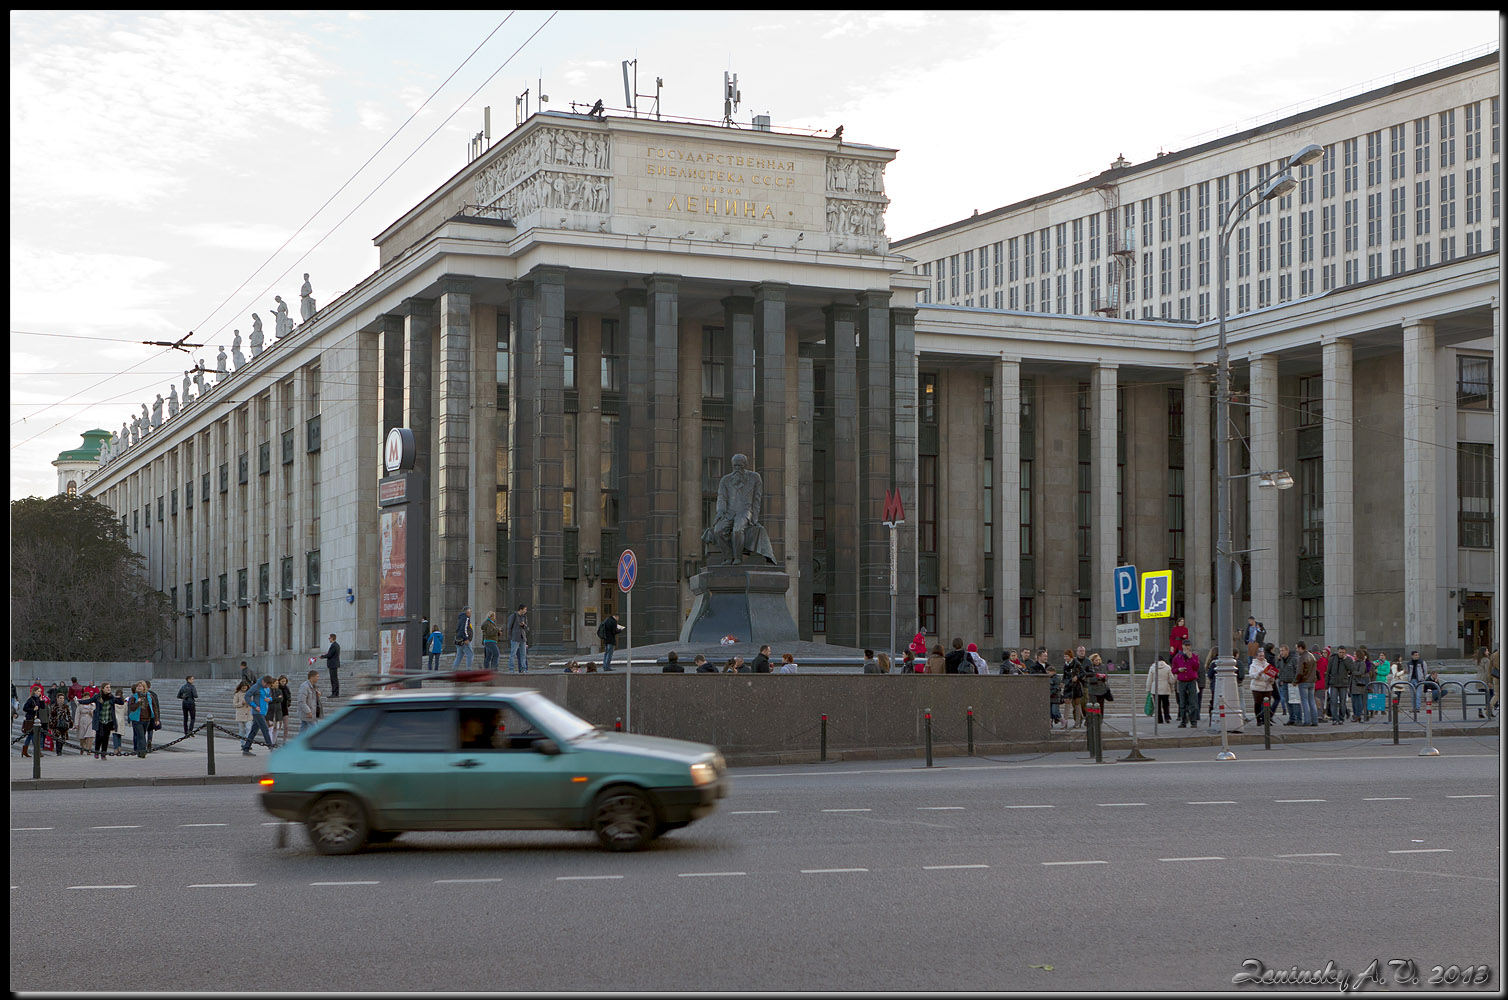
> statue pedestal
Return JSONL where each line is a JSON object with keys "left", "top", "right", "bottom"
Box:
{"left": 679, "top": 565, "right": 798, "bottom": 644}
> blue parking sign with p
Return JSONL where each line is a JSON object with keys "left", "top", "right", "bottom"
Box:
{"left": 1114, "top": 565, "right": 1138, "bottom": 615}
{"left": 1140, "top": 570, "right": 1173, "bottom": 618}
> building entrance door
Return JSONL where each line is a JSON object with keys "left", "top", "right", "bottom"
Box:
{"left": 1462, "top": 593, "right": 1492, "bottom": 656}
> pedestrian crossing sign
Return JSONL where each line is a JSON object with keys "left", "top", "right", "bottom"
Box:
{"left": 1140, "top": 570, "right": 1173, "bottom": 618}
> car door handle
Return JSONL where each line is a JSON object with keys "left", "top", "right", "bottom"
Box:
{"left": 453, "top": 758, "right": 481, "bottom": 769}
{"left": 353, "top": 759, "right": 381, "bottom": 769}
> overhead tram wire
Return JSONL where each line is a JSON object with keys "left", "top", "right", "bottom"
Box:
{"left": 9, "top": 12, "right": 526, "bottom": 451}
{"left": 202, "top": 10, "right": 561, "bottom": 347}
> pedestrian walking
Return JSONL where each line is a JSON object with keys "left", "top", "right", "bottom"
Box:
{"left": 451, "top": 608, "right": 475, "bottom": 670}
{"left": 238, "top": 660, "right": 258, "bottom": 691}
{"left": 480, "top": 610, "right": 502, "bottom": 672}
{"left": 505, "top": 604, "right": 529, "bottom": 673}
{"left": 1171, "top": 640, "right": 1201, "bottom": 728}
{"left": 318, "top": 633, "right": 342, "bottom": 697}
{"left": 862, "top": 648, "right": 882, "bottom": 673}
{"left": 142, "top": 679, "right": 163, "bottom": 751}
{"left": 241, "top": 676, "right": 275, "bottom": 756}
{"left": 1170, "top": 617, "right": 1190, "bottom": 656}
{"left": 944, "top": 638, "right": 968, "bottom": 674}
{"left": 266, "top": 674, "right": 286, "bottom": 739}
{"left": 876, "top": 652, "right": 893, "bottom": 674}
{"left": 426, "top": 625, "right": 444, "bottom": 670}
{"left": 750, "top": 645, "right": 772, "bottom": 673}
{"left": 1147, "top": 655, "right": 1175, "bottom": 724}
{"left": 232, "top": 680, "right": 252, "bottom": 740}
{"left": 47, "top": 691, "right": 72, "bottom": 756}
{"left": 1405, "top": 651, "right": 1428, "bottom": 713}
{"left": 275, "top": 676, "right": 292, "bottom": 743}
{"left": 596, "top": 611, "right": 623, "bottom": 672}
{"left": 1295, "top": 643, "right": 1318, "bottom": 726}
{"left": 177, "top": 675, "right": 198, "bottom": 734}
{"left": 20, "top": 684, "right": 48, "bottom": 757}
{"left": 77, "top": 683, "right": 123, "bottom": 760}
{"left": 908, "top": 630, "right": 929, "bottom": 660}
{"left": 662, "top": 652, "right": 684, "bottom": 673}
{"left": 298, "top": 670, "right": 322, "bottom": 732}
{"left": 693, "top": 655, "right": 716, "bottom": 673}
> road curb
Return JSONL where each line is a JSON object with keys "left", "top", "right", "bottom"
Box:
{"left": 11, "top": 774, "right": 261, "bottom": 792}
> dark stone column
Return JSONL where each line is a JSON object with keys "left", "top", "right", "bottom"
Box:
{"left": 506, "top": 279, "right": 536, "bottom": 610}
{"left": 797, "top": 353, "right": 815, "bottom": 640}
{"left": 856, "top": 290, "right": 892, "bottom": 647}
{"left": 379, "top": 313, "right": 404, "bottom": 439}
{"left": 890, "top": 307, "right": 918, "bottom": 652}
{"left": 821, "top": 303, "right": 858, "bottom": 646}
{"left": 530, "top": 265, "right": 568, "bottom": 647}
{"left": 723, "top": 295, "right": 755, "bottom": 443}
{"left": 643, "top": 275, "right": 681, "bottom": 642}
{"left": 617, "top": 287, "right": 650, "bottom": 639}
{"left": 753, "top": 283, "right": 788, "bottom": 563}
{"left": 436, "top": 276, "right": 473, "bottom": 625}
{"left": 400, "top": 297, "right": 433, "bottom": 626}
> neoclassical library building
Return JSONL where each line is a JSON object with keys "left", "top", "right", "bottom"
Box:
{"left": 83, "top": 51, "right": 1500, "bottom": 671}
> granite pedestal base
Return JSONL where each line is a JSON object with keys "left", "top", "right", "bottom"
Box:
{"left": 679, "top": 565, "right": 798, "bottom": 644}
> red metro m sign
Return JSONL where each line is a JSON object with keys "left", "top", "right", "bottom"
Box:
{"left": 881, "top": 488, "right": 906, "bottom": 527}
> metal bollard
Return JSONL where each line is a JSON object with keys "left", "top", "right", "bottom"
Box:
{"left": 967, "top": 707, "right": 974, "bottom": 757}
{"left": 1263, "top": 700, "right": 1272, "bottom": 751}
{"left": 820, "top": 714, "right": 828, "bottom": 762}
{"left": 924, "top": 709, "right": 933, "bottom": 768}
{"left": 1391, "top": 694, "right": 1399, "bottom": 745}
{"left": 1419, "top": 689, "right": 1440, "bottom": 757}
{"left": 206, "top": 714, "right": 215, "bottom": 776}
{"left": 33, "top": 725, "right": 43, "bottom": 780}
{"left": 614, "top": 717, "right": 622, "bottom": 732}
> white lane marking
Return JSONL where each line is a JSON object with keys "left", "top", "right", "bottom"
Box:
{"left": 1187, "top": 801, "right": 1237, "bottom": 805}
{"left": 800, "top": 868, "right": 868, "bottom": 874}
{"left": 180, "top": 823, "right": 229, "bottom": 828}
{"left": 1363, "top": 797, "right": 1411, "bottom": 801}
{"left": 90, "top": 825, "right": 141, "bottom": 829}
{"left": 1159, "top": 856, "right": 1225, "bottom": 862}
{"left": 310, "top": 881, "right": 380, "bottom": 886}
{"left": 924, "top": 864, "right": 990, "bottom": 870}
{"left": 821, "top": 808, "right": 871, "bottom": 813}
{"left": 261, "top": 822, "right": 290, "bottom": 827}
{"left": 554, "top": 875, "right": 624, "bottom": 882}
{"left": 1276, "top": 853, "right": 1341, "bottom": 858}
{"left": 1042, "top": 860, "right": 1108, "bottom": 866}
{"left": 1006, "top": 805, "right": 1055, "bottom": 809}
{"left": 188, "top": 883, "right": 257, "bottom": 888}
{"left": 1389, "top": 848, "right": 1452, "bottom": 854}
{"left": 917, "top": 806, "right": 965, "bottom": 811}
{"left": 1446, "top": 794, "right": 1493, "bottom": 799}
{"left": 677, "top": 871, "right": 746, "bottom": 878}
{"left": 436, "top": 878, "right": 507, "bottom": 884}
{"left": 68, "top": 884, "right": 136, "bottom": 890}
{"left": 729, "top": 810, "right": 780, "bottom": 815}
{"left": 1273, "top": 799, "right": 1326, "bottom": 803}
{"left": 12, "top": 827, "right": 54, "bottom": 831}
{"left": 1098, "top": 802, "right": 1147, "bottom": 807}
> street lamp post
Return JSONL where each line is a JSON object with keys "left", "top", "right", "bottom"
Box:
{"left": 1212, "top": 143, "right": 1323, "bottom": 736}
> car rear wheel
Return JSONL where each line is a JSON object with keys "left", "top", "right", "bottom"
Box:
{"left": 305, "top": 793, "right": 369, "bottom": 855}
{"left": 592, "top": 787, "right": 658, "bottom": 852}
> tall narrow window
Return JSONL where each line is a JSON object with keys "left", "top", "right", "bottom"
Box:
{"left": 1458, "top": 443, "right": 1493, "bottom": 548}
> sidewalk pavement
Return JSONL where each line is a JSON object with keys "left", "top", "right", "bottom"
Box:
{"left": 11, "top": 717, "right": 301, "bottom": 789}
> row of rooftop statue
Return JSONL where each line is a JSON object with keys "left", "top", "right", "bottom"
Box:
{"left": 102, "top": 276, "right": 318, "bottom": 465}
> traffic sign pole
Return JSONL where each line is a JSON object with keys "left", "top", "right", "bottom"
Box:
{"left": 618, "top": 550, "right": 637, "bottom": 732}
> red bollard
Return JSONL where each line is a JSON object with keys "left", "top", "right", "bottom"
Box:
{"left": 614, "top": 717, "right": 622, "bottom": 732}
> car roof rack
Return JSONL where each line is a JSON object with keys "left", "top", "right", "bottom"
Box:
{"left": 357, "top": 669, "right": 508, "bottom": 692}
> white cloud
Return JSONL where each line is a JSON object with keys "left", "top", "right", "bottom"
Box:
{"left": 9, "top": 243, "right": 185, "bottom": 338}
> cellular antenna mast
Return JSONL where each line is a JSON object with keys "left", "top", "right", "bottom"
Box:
{"left": 621, "top": 58, "right": 662, "bottom": 119}
{"left": 722, "top": 71, "right": 740, "bottom": 127}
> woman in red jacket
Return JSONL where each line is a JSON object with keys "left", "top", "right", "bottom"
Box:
{"left": 1169, "top": 617, "right": 1190, "bottom": 655}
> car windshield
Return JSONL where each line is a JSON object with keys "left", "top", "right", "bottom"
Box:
{"left": 514, "top": 691, "right": 597, "bottom": 742}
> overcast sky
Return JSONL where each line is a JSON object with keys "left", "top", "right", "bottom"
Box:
{"left": 9, "top": 10, "right": 1501, "bottom": 500}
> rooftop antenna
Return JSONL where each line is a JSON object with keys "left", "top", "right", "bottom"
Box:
{"left": 622, "top": 58, "right": 662, "bottom": 120}
{"left": 515, "top": 86, "right": 530, "bottom": 127}
{"left": 467, "top": 106, "right": 492, "bottom": 163}
{"left": 722, "top": 71, "right": 740, "bottom": 127}
{"left": 538, "top": 73, "right": 548, "bottom": 112}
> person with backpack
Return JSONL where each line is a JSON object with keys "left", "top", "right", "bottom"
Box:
{"left": 426, "top": 625, "right": 444, "bottom": 671}
{"left": 597, "top": 611, "right": 624, "bottom": 672}
{"left": 452, "top": 610, "right": 474, "bottom": 671}
{"left": 480, "top": 610, "right": 502, "bottom": 672}
{"left": 177, "top": 675, "right": 198, "bottom": 735}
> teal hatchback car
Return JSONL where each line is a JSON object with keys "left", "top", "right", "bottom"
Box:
{"left": 259, "top": 677, "right": 727, "bottom": 854}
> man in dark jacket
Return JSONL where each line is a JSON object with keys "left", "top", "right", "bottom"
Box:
{"left": 318, "top": 634, "right": 341, "bottom": 697}
{"left": 452, "top": 610, "right": 474, "bottom": 671}
{"left": 1274, "top": 645, "right": 1301, "bottom": 724}
{"left": 662, "top": 651, "right": 684, "bottom": 673}
{"left": 1406, "top": 650, "right": 1429, "bottom": 713}
{"left": 177, "top": 676, "right": 198, "bottom": 734}
{"left": 750, "top": 645, "right": 772, "bottom": 673}
{"left": 944, "top": 639, "right": 968, "bottom": 674}
{"left": 693, "top": 655, "right": 717, "bottom": 674}
{"left": 597, "top": 612, "right": 622, "bottom": 672}
{"left": 504, "top": 605, "right": 528, "bottom": 673}
{"left": 1327, "top": 647, "right": 1353, "bottom": 724}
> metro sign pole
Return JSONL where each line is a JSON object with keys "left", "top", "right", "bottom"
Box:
{"left": 881, "top": 489, "right": 906, "bottom": 664}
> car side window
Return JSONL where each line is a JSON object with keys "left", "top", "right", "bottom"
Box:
{"left": 364, "top": 707, "right": 455, "bottom": 752}
{"left": 305, "top": 707, "right": 380, "bottom": 751}
{"left": 459, "top": 703, "right": 542, "bottom": 751}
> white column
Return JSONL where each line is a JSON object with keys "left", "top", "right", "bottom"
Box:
{"left": 1091, "top": 365, "right": 1119, "bottom": 648}
{"left": 1248, "top": 355, "right": 1280, "bottom": 630}
{"left": 1322, "top": 339, "right": 1355, "bottom": 643}
{"left": 1403, "top": 319, "right": 1437, "bottom": 654}
{"left": 1184, "top": 370, "right": 1213, "bottom": 649}
{"left": 995, "top": 358, "right": 1021, "bottom": 653}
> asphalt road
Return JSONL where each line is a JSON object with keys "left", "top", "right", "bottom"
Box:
{"left": 10, "top": 737, "right": 1502, "bottom": 992}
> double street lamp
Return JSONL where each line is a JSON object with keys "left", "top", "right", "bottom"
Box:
{"left": 1212, "top": 142, "right": 1324, "bottom": 733}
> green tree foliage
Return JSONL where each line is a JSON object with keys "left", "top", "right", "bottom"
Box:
{"left": 11, "top": 494, "right": 173, "bottom": 661}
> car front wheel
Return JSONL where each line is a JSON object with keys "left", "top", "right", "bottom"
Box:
{"left": 305, "top": 793, "right": 369, "bottom": 855}
{"left": 592, "top": 787, "right": 658, "bottom": 852}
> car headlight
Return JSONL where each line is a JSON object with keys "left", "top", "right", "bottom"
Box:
{"left": 690, "top": 761, "right": 718, "bottom": 786}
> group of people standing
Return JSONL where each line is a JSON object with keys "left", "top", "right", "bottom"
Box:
{"left": 435, "top": 606, "right": 532, "bottom": 673}
{"left": 18, "top": 677, "right": 166, "bottom": 758}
